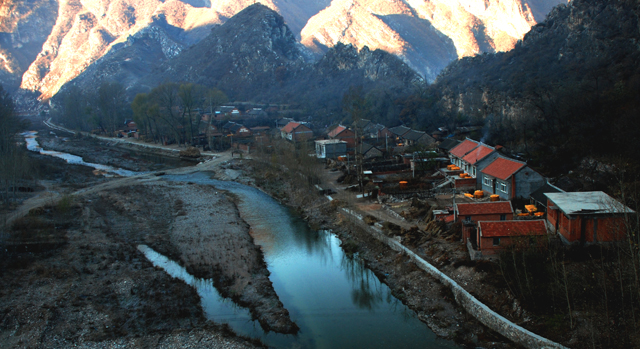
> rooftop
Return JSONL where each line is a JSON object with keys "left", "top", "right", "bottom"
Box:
{"left": 481, "top": 157, "right": 526, "bottom": 180}
{"left": 438, "top": 139, "right": 461, "bottom": 151}
{"left": 315, "top": 139, "right": 347, "bottom": 145}
{"left": 389, "top": 125, "right": 411, "bottom": 137}
{"left": 449, "top": 139, "right": 479, "bottom": 158}
{"left": 361, "top": 142, "right": 381, "bottom": 154}
{"left": 328, "top": 125, "right": 351, "bottom": 138}
{"left": 402, "top": 130, "right": 431, "bottom": 141}
{"left": 462, "top": 144, "right": 494, "bottom": 165}
{"left": 354, "top": 119, "right": 371, "bottom": 129}
{"left": 530, "top": 182, "right": 565, "bottom": 206}
{"left": 479, "top": 220, "right": 548, "bottom": 237}
{"left": 544, "top": 191, "right": 635, "bottom": 215}
{"left": 456, "top": 201, "right": 513, "bottom": 216}
{"left": 281, "top": 121, "right": 302, "bottom": 133}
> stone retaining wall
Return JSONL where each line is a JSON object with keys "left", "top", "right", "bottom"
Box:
{"left": 340, "top": 206, "right": 567, "bottom": 349}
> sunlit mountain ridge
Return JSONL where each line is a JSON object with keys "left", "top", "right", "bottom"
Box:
{"left": 0, "top": 0, "right": 566, "bottom": 100}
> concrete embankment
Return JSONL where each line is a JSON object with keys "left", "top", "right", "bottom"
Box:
{"left": 340, "top": 207, "right": 568, "bottom": 349}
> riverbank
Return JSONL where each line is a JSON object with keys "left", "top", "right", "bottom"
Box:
{"left": 38, "top": 130, "right": 199, "bottom": 173}
{"left": 2, "top": 124, "right": 526, "bottom": 347}
{"left": 0, "top": 179, "right": 261, "bottom": 348}
{"left": 235, "top": 155, "right": 516, "bottom": 348}
{"left": 0, "top": 130, "right": 297, "bottom": 347}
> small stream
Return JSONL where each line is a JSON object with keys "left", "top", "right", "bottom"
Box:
{"left": 22, "top": 131, "right": 138, "bottom": 177}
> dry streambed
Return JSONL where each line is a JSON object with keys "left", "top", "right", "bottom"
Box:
{"left": 0, "top": 175, "right": 297, "bottom": 347}
{"left": 89, "top": 180, "right": 297, "bottom": 334}
{"left": 0, "top": 193, "right": 255, "bottom": 348}
{"left": 168, "top": 183, "right": 298, "bottom": 334}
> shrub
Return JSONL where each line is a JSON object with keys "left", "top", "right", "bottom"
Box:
{"left": 57, "top": 195, "right": 74, "bottom": 213}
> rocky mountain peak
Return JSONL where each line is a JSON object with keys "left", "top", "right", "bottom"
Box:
{"left": 217, "top": 4, "right": 300, "bottom": 60}
{"left": 0, "top": 0, "right": 568, "bottom": 102}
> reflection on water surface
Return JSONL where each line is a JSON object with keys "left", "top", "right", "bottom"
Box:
{"left": 161, "top": 173, "right": 458, "bottom": 348}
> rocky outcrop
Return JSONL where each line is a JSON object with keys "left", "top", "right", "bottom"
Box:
{"left": 300, "top": 0, "right": 567, "bottom": 80}
{"left": 434, "top": 0, "right": 640, "bottom": 119}
{"left": 0, "top": 0, "right": 59, "bottom": 91}
{"left": 138, "top": 4, "right": 304, "bottom": 97}
{"left": 11, "top": 0, "right": 237, "bottom": 100}
{"left": 127, "top": 4, "right": 419, "bottom": 106}
{"left": 413, "top": 0, "right": 640, "bottom": 176}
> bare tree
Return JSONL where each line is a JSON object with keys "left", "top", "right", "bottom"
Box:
{"left": 0, "top": 85, "right": 31, "bottom": 207}
{"left": 149, "top": 83, "right": 184, "bottom": 144}
{"left": 93, "top": 81, "right": 128, "bottom": 134}
{"left": 178, "top": 83, "right": 208, "bottom": 145}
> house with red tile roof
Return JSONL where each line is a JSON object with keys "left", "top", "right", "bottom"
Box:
{"left": 455, "top": 201, "right": 514, "bottom": 243}
{"left": 448, "top": 138, "right": 480, "bottom": 168}
{"left": 328, "top": 125, "right": 355, "bottom": 149}
{"left": 475, "top": 220, "right": 548, "bottom": 255}
{"left": 460, "top": 143, "right": 495, "bottom": 177}
{"left": 479, "top": 157, "right": 545, "bottom": 200}
{"left": 281, "top": 121, "right": 313, "bottom": 142}
{"left": 455, "top": 201, "right": 514, "bottom": 222}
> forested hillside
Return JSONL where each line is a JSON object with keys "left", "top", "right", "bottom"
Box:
{"left": 400, "top": 0, "right": 640, "bottom": 178}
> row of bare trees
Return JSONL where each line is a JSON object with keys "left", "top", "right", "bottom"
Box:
{"left": 0, "top": 85, "right": 31, "bottom": 207}
{"left": 54, "top": 81, "right": 228, "bottom": 147}
{"left": 54, "top": 82, "right": 129, "bottom": 134}
{"left": 132, "top": 83, "right": 228, "bottom": 146}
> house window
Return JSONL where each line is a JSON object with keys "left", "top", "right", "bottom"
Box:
{"left": 499, "top": 182, "right": 507, "bottom": 193}
{"left": 500, "top": 214, "right": 506, "bottom": 221}
{"left": 472, "top": 167, "right": 476, "bottom": 177}
{"left": 483, "top": 176, "right": 491, "bottom": 186}
{"left": 465, "top": 216, "right": 471, "bottom": 221}
{"left": 493, "top": 237, "right": 500, "bottom": 246}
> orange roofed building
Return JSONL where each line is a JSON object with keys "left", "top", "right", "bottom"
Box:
{"left": 455, "top": 201, "right": 514, "bottom": 244}
{"left": 480, "top": 157, "right": 545, "bottom": 200}
{"left": 460, "top": 143, "right": 495, "bottom": 178}
{"left": 280, "top": 122, "right": 313, "bottom": 142}
{"left": 455, "top": 201, "right": 514, "bottom": 222}
{"left": 328, "top": 125, "right": 356, "bottom": 149}
{"left": 449, "top": 139, "right": 480, "bottom": 168}
{"left": 476, "top": 220, "right": 548, "bottom": 255}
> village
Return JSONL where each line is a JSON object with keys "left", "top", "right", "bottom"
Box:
{"left": 114, "top": 103, "right": 635, "bottom": 260}
{"left": 2, "top": 101, "right": 636, "bottom": 348}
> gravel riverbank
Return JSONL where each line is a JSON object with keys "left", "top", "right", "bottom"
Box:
{"left": 0, "top": 132, "right": 294, "bottom": 347}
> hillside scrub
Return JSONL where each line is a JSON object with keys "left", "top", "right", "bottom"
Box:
{"left": 496, "top": 235, "right": 640, "bottom": 347}
{"left": 398, "top": 0, "right": 640, "bottom": 178}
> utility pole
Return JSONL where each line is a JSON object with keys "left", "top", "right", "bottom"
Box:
{"left": 412, "top": 151, "right": 415, "bottom": 178}
{"left": 385, "top": 133, "right": 388, "bottom": 153}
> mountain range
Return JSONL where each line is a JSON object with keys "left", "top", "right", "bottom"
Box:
{"left": 399, "top": 0, "right": 640, "bottom": 177}
{"left": 0, "top": 0, "right": 566, "bottom": 103}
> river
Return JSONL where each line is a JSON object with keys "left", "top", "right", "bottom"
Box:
{"left": 158, "top": 173, "right": 458, "bottom": 348}
{"left": 22, "top": 131, "right": 139, "bottom": 176}
{"left": 23, "top": 132, "right": 458, "bottom": 348}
